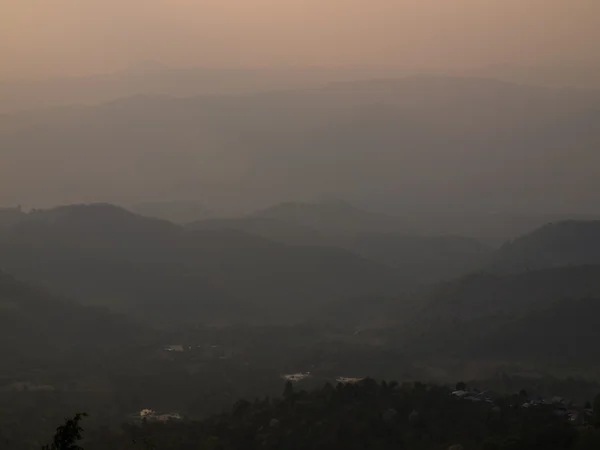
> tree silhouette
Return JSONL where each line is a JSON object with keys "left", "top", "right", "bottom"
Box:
{"left": 593, "top": 393, "right": 600, "bottom": 426}
{"left": 283, "top": 380, "right": 294, "bottom": 398}
{"left": 41, "top": 413, "right": 87, "bottom": 450}
{"left": 455, "top": 381, "right": 467, "bottom": 391}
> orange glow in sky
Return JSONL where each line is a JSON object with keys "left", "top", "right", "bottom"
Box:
{"left": 1, "top": 0, "right": 599, "bottom": 78}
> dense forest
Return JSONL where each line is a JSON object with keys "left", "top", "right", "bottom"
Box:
{"left": 38, "top": 380, "right": 600, "bottom": 450}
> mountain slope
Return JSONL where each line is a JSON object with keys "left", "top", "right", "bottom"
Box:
{"left": 4, "top": 203, "right": 180, "bottom": 260}
{"left": 0, "top": 271, "right": 151, "bottom": 368}
{"left": 178, "top": 228, "right": 404, "bottom": 310}
{"left": 189, "top": 211, "right": 491, "bottom": 283}
{"left": 413, "top": 264, "right": 600, "bottom": 322}
{"left": 489, "top": 221, "right": 600, "bottom": 273}
{"left": 342, "top": 233, "right": 491, "bottom": 283}
{"left": 407, "top": 297, "right": 600, "bottom": 366}
{"left": 0, "top": 204, "right": 404, "bottom": 325}
{"left": 400, "top": 262, "right": 600, "bottom": 366}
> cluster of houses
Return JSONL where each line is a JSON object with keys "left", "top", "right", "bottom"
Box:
{"left": 130, "top": 409, "right": 183, "bottom": 424}
{"left": 336, "top": 377, "right": 365, "bottom": 384}
{"left": 162, "top": 344, "right": 233, "bottom": 359}
{"left": 282, "top": 372, "right": 311, "bottom": 382}
{"left": 521, "top": 397, "right": 593, "bottom": 424}
{"left": 451, "top": 388, "right": 593, "bottom": 424}
{"left": 281, "top": 373, "right": 365, "bottom": 384}
{"left": 451, "top": 389, "right": 493, "bottom": 403}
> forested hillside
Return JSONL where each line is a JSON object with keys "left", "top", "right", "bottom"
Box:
{"left": 490, "top": 221, "right": 600, "bottom": 273}
{"left": 40, "top": 379, "right": 600, "bottom": 450}
{"left": 0, "top": 204, "right": 404, "bottom": 326}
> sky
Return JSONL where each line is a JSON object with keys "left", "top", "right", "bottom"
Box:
{"left": 2, "top": 0, "right": 599, "bottom": 79}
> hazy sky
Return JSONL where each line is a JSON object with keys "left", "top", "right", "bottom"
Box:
{"left": 2, "top": 0, "right": 599, "bottom": 78}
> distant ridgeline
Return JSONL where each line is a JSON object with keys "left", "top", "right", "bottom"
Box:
{"left": 0, "top": 205, "right": 24, "bottom": 230}
{"left": 0, "top": 205, "right": 21, "bottom": 212}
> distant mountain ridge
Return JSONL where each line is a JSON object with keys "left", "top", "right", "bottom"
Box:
{"left": 128, "top": 201, "right": 214, "bottom": 224}
{"left": 251, "top": 201, "right": 408, "bottom": 234}
{"left": 191, "top": 201, "right": 492, "bottom": 282}
{"left": 0, "top": 65, "right": 402, "bottom": 113}
{"left": 2, "top": 76, "right": 599, "bottom": 214}
{"left": 489, "top": 220, "right": 600, "bottom": 273}
{"left": 0, "top": 203, "right": 404, "bottom": 325}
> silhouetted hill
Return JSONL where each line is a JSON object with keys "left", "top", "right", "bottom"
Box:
{"left": 413, "top": 264, "right": 600, "bottom": 323}
{"left": 312, "top": 264, "right": 600, "bottom": 336}
{"left": 0, "top": 271, "right": 151, "bottom": 367}
{"left": 313, "top": 261, "right": 600, "bottom": 370}
{"left": 7, "top": 203, "right": 180, "bottom": 259}
{"left": 189, "top": 212, "right": 491, "bottom": 283}
{"left": 0, "top": 65, "right": 396, "bottom": 112}
{"left": 399, "top": 255, "right": 600, "bottom": 366}
{"left": 0, "top": 204, "right": 403, "bottom": 325}
{"left": 342, "top": 233, "right": 491, "bottom": 283}
{"left": 489, "top": 221, "right": 600, "bottom": 273}
{"left": 180, "top": 228, "right": 403, "bottom": 310}
{"left": 381, "top": 212, "right": 600, "bottom": 247}
{"left": 408, "top": 297, "right": 600, "bottom": 366}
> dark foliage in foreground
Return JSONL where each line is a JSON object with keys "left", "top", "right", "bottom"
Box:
{"left": 44, "top": 380, "right": 600, "bottom": 450}
{"left": 42, "top": 413, "right": 87, "bottom": 450}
